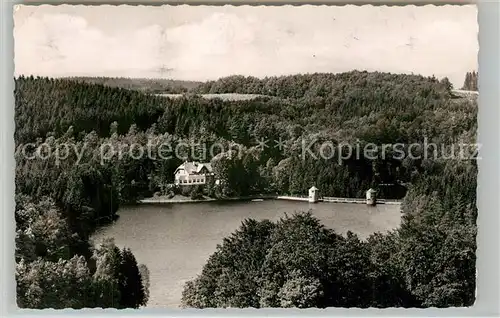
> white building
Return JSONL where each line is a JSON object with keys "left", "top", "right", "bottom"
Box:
{"left": 366, "top": 188, "right": 377, "bottom": 206}
{"left": 308, "top": 186, "right": 319, "bottom": 203}
{"left": 174, "top": 161, "right": 214, "bottom": 185}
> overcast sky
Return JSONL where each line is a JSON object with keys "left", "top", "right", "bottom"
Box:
{"left": 14, "top": 4, "right": 477, "bottom": 87}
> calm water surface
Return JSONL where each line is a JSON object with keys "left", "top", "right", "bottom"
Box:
{"left": 92, "top": 200, "right": 401, "bottom": 308}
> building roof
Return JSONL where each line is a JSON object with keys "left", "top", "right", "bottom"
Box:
{"left": 309, "top": 186, "right": 319, "bottom": 191}
{"left": 175, "top": 161, "right": 213, "bottom": 175}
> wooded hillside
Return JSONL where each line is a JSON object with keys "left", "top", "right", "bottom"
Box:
{"left": 15, "top": 71, "right": 477, "bottom": 308}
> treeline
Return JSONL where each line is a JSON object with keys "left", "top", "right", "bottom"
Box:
{"left": 461, "top": 71, "right": 478, "bottom": 91}
{"left": 15, "top": 75, "right": 167, "bottom": 144}
{"left": 182, "top": 159, "right": 477, "bottom": 308}
{"left": 15, "top": 71, "right": 459, "bottom": 146}
{"left": 192, "top": 72, "right": 452, "bottom": 100}
{"left": 15, "top": 196, "right": 149, "bottom": 309}
{"left": 14, "top": 128, "right": 151, "bottom": 308}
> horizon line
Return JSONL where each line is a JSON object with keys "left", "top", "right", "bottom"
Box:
{"left": 13, "top": 69, "right": 478, "bottom": 83}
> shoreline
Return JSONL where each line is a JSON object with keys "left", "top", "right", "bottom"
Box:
{"left": 139, "top": 195, "right": 402, "bottom": 205}
{"left": 138, "top": 194, "right": 278, "bottom": 205}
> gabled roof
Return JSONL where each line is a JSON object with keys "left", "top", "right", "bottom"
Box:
{"left": 175, "top": 161, "right": 213, "bottom": 174}
{"left": 196, "top": 163, "right": 213, "bottom": 173}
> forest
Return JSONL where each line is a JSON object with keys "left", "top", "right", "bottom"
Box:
{"left": 15, "top": 70, "right": 478, "bottom": 308}
{"left": 461, "top": 71, "right": 478, "bottom": 91}
{"left": 68, "top": 76, "right": 202, "bottom": 94}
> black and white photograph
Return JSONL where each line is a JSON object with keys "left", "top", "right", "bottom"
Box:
{"left": 13, "top": 4, "right": 478, "bottom": 309}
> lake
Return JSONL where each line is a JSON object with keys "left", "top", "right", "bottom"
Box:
{"left": 91, "top": 199, "right": 401, "bottom": 308}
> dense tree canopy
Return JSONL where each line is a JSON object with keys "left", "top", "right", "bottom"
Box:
{"left": 68, "top": 77, "right": 201, "bottom": 94}
{"left": 183, "top": 159, "right": 477, "bottom": 308}
{"left": 15, "top": 197, "right": 149, "bottom": 309}
{"left": 15, "top": 70, "right": 477, "bottom": 308}
{"left": 461, "top": 71, "right": 478, "bottom": 91}
{"left": 15, "top": 76, "right": 167, "bottom": 144}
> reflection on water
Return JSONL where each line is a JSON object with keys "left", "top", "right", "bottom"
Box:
{"left": 92, "top": 200, "right": 401, "bottom": 308}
